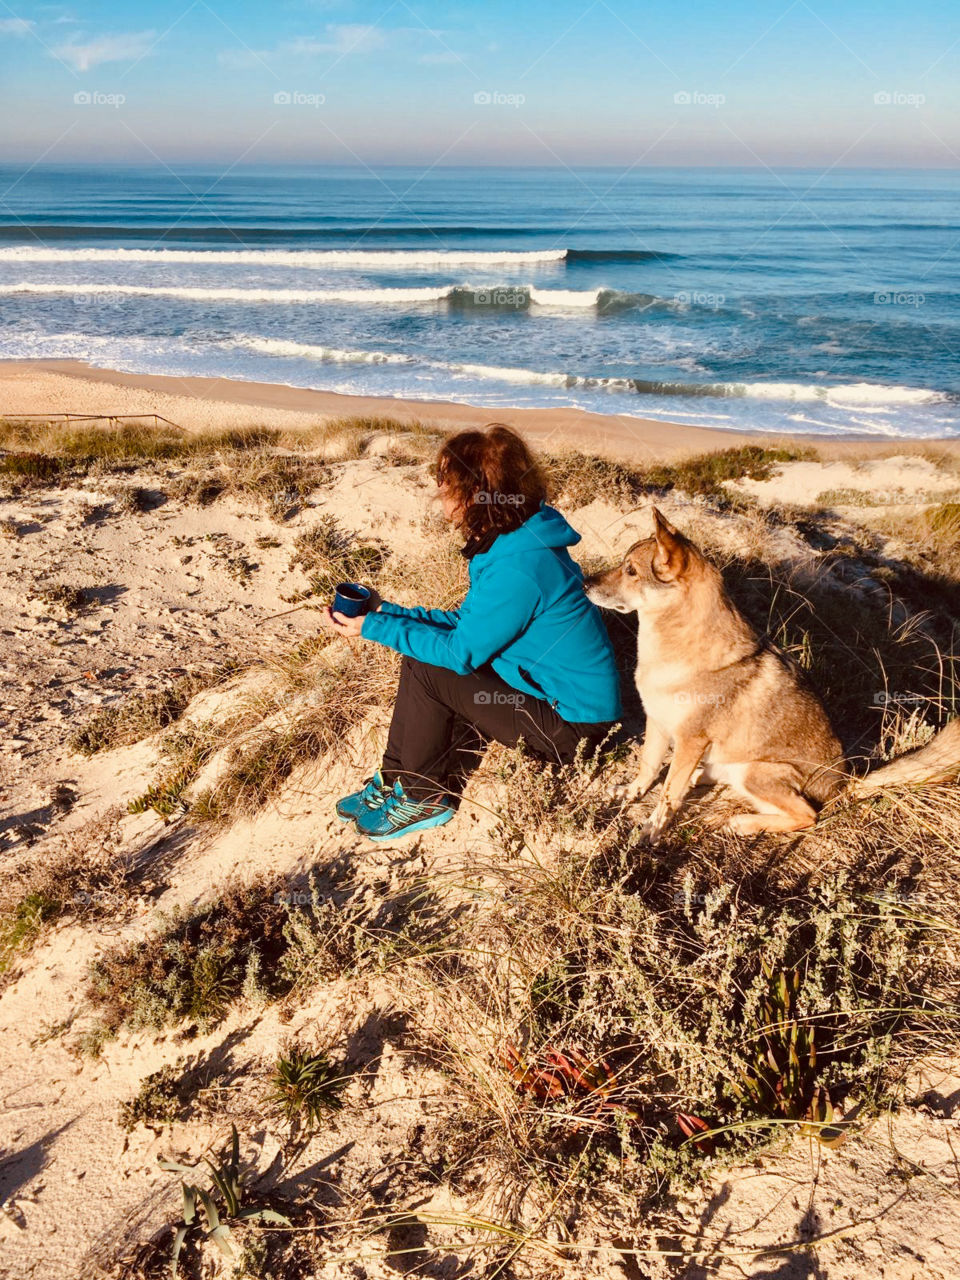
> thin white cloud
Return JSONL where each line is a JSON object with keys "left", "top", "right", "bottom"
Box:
{"left": 283, "top": 25, "right": 387, "bottom": 56}
{"left": 0, "top": 18, "right": 35, "bottom": 36}
{"left": 219, "top": 23, "right": 457, "bottom": 69}
{"left": 52, "top": 29, "right": 157, "bottom": 72}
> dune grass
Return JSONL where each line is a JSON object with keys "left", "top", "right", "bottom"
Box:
{"left": 286, "top": 513, "right": 390, "bottom": 602}
{"left": 269, "top": 1045, "right": 348, "bottom": 1129}
{"left": 368, "top": 754, "right": 960, "bottom": 1227}
{"left": 866, "top": 500, "right": 960, "bottom": 582}
{"left": 547, "top": 443, "right": 816, "bottom": 509}
{"left": 0, "top": 811, "right": 134, "bottom": 981}
{"left": 69, "top": 666, "right": 230, "bottom": 756}
{"left": 92, "top": 745, "right": 960, "bottom": 1247}
{"left": 0, "top": 413, "right": 439, "bottom": 467}
{"left": 0, "top": 414, "right": 442, "bottom": 519}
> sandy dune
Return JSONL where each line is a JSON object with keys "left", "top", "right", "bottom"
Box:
{"left": 1, "top": 376, "right": 959, "bottom": 1280}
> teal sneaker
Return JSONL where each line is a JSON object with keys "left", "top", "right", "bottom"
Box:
{"left": 335, "top": 769, "right": 389, "bottom": 822}
{"left": 355, "top": 781, "right": 456, "bottom": 842}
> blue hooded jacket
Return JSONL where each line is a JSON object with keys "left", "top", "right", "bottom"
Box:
{"left": 361, "top": 504, "right": 622, "bottom": 724}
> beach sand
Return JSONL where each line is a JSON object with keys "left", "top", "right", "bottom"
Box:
{"left": 5, "top": 358, "right": 959, "bottom": 465}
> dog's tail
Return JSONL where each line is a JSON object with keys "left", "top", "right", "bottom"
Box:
{"left": 851, "top": 718, "right": 960, "bottom": 795}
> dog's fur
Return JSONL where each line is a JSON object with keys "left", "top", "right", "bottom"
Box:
{"left": 585, "top": 507, "right": 960, "bottom": 841}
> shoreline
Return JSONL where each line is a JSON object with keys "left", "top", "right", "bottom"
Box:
{"left": 2, "top": 357, "right": 959, "bottom": 463}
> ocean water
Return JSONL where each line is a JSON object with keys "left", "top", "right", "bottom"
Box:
{"left": 1, "top": 165, "right": 958, "bottom": 438}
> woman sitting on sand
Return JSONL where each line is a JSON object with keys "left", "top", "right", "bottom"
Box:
{"left": 321, "top": 424, "right": 622, "bottom": 841}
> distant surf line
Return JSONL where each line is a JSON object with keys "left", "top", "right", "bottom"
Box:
{"left": 0, "top": 280, "right": 661, "bottom": 310}
{"left": 0, "top": 245, "right": 675, "bottom": 266}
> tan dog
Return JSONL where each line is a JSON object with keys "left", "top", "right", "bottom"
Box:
{"left": 585, "top": 508, "right": 960, "bottom": 842}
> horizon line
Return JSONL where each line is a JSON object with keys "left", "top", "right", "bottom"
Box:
{"left": 0, "top": 160, "right": 958, "bottom": 173}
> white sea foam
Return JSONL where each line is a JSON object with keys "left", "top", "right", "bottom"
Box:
{"left": 225, "top": 337, "right": 948, "bottom": 406}
{"left": 229, "top": 337, "right": 571, "bottom": 383}
{"left": 728, "top": 380, "right": 945, "bottom": 406}
{"left": 2, "top": 281, "right": 608, "bottom": 308}
{"left": 230, "top": 336, "right": 414, "bottom": 364}
{"left": 0, "top": 327, "right": 950, "bottom": 439}
{"left": 0, "top": 246, "right": 568, "bottom": 267}
{"left": 2, "top": 282, "right": 454, "bottom": 304}
{"left": 446, "top": 361, "right": 571, "bottom": 386}
{"left": 527, "top": 286, "right": 602, "bottom": 308}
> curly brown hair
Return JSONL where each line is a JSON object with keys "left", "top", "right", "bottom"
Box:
{"left": 435, "top": 424, "right": 547, "bottom": 541}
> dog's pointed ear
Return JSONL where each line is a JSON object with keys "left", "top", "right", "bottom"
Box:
{"left": 651, "top": 507, "right": 688, "bottom": 582}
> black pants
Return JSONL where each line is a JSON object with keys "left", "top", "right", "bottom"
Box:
{"left": 381, "top": 656, "right": 612, "bottom": 801}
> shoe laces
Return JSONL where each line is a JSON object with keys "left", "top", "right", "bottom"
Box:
{"left": 382, "top": 786, "right": 442, "bottom": 822}
{"left": 361, "top": 775, "right": 387, "bottom": 804}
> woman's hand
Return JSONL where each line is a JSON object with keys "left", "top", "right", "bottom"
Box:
{"left": 318, "top": 607, "right": 365, "bottom": 638}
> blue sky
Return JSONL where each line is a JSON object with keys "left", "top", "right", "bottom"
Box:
{"left": 0, "top": 1, "right": 957, "bottom": 166}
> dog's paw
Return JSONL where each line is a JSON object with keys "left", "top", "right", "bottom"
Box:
{"left": 640, "top": 793, "right": 675, "bottom": 844}
{"left": 639, "top": 807, "right": 671, "bottom": 845}
{"left": 611, "top": 780, "right": 642, "bottom": 805}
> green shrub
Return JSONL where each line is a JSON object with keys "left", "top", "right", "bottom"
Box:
{"left": 270, "top": 1047, "right": 347, "bottom": 1128}
{"left": 87, "top": 879, "right": 293, "bottom": 1036}
{"left": 118, "top": 1064, "right": 192, "bottom": 1131}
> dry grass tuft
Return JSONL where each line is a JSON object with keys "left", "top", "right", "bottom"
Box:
{"left": 866, "top": 500, "right": 960, "bottom": 582}
{"left": 547, "top": 444, "right": 815, "bottom": 510}
{"left": 70, "top": 666, "right": 230, "bottom": 756}
{"left": 192, "top": 641, "right": 400, "bottom": 821}
{"left": 0, "top": 811, "right": 135, "bottom": 980}
{"left": 168, "top": 450, "right": 332, "bottom": 519}
{"left": 29, "top": 579, "right": 88, "bottom": 615}
{"left": 287, "top": 514, "right": 389, "bottom": 601}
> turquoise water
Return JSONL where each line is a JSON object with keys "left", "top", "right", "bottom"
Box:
{"left": 1, "top": 164, "right": 957, "bottom": 437}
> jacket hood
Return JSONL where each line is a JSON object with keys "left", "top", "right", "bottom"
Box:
{"left": 480, "top": 504, "right": 581, "bottom": 559}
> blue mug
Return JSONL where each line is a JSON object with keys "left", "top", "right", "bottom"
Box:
{"left": 332, "top": 582, "right": 372, "bottom": 618}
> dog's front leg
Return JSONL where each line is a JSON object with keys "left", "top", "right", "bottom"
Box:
{"left": 617, "top": 720, "right": 670, "bottom": 804}
{"left": 640, "top": 735, "right": 708, "bottom": 844}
